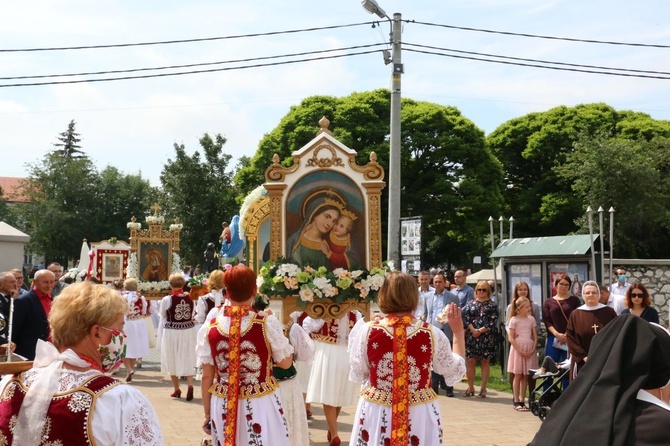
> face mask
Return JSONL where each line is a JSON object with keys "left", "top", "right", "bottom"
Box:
{"left": 99, "top": 327, "right": 127, "bottom": 373}
{"left": 618, "top": 274, "right": 627, "bottom": 282}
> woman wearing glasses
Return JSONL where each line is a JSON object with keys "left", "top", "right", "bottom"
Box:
{"left": 621, "top": 283, "right": 659, "bottom": 323}
{"left": 462, "top": 280, "right": 499, "bottom": 398}
{"left": 542, "top": 274, "right": 581, "bottom": 379}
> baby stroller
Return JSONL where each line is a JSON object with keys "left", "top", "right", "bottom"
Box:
{"left": 528, "top": 356, "right": 570, "bottom": 421}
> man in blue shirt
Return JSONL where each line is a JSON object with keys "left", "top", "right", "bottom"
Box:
{"left": 426, "top": 273, "right": 459, "bottom": 397}
{"left": 453, "top": 269, "right": 475, "bottom": 308}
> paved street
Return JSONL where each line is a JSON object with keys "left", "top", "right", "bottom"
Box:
{"left": 129, "top": 348, "right": 541, "bottom": 445}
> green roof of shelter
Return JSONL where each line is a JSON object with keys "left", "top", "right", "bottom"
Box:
{"left": 490, "top": 234, "right": 598, "bottom": 259}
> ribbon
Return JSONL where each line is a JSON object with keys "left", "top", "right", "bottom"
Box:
{"left": 86, "top": 250, "right": 95, "bottom": 279}
{"left": 222, "top": 305, "right": 251, "bottom": 446}
{"left": 386, "top": 314, "right": 414, "bottom": 446}
{"left": 13, "top": 340, "right": 90, "bottom": 446}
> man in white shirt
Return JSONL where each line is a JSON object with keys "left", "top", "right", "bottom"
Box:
{"left": 609, "top": 267, "right": 631, "bottom": 314}
{"left": 415, "top": 270, "right": 433, "bottom": 320}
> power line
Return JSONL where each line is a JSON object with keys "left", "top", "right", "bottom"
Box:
{"left": 404, "top": 48, "right": 670, "bottom": 80}
{"left": 411, "top": 21, "right": 670, "bottom": 49}
{"left": 0, "top": 22, "right": 373, "bottom": 53}
{"left": 404, "top": 42, "right": 670, "bottom": 77}
{"left": 0, "top": 43, "right": 385, "bottom": 80}
{"left": 0, "top": 50, "right": 380, "bottom": 88}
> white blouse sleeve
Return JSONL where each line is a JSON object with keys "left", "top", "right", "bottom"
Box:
{"left": 289, "top": 323, "right": 315, "bottom": 363}
{"left": 302, "top": 316, "right": 325, "bottom": 333}
{"left": 92, "top": 384, "right": 164, "bottom": 445}
{"left": 431, "top": 325, "right": 466, "bottom": 387}
{"left": 158, "top": 295, "right": 170, "bottom": 319}
{"left": 195, "top": 321, "right": 214, "bottom": 367}
{"left": 194, "top": 296, "right": 208, "bottom": 325}
{"left": 139, "top": 296, "right": 148, "bottom": 315}
{"left": 266, "top": 315, "right": 294, "bottom": 363}
{"left": 348, "top": 318, "right": 371, "bottom": 384}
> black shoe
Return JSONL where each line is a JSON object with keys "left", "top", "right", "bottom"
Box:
{"left": 446, "top": 387, "right": 454, "bottom": 398}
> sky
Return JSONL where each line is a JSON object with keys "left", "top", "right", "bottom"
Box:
{"left": 2, "top": 1, "right": 669, "bottom": 187}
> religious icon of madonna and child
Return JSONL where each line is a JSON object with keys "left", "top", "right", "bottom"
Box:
{"left": 286, "top": 189, "right": 364, "bottom": 271}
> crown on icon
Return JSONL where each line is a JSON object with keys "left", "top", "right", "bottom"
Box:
{"left": 340, "top": 208, "right": 358, "bottom": 221}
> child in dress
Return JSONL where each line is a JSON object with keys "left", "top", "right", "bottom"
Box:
{"left": 507, "top": 297, "right": 538, "bottom": 411}
{"left": 321, "top": 210, "right": 357, "bottom": 270}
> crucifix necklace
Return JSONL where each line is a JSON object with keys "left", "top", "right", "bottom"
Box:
{"left": 592, "top": 323, "right": 599, "bottom": 333}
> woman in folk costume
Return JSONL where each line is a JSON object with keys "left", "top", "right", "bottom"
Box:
{"left": 194, "top": 269, "right": 227, "bottom": 327}
{"left": 0, "top": 281, "right": 163, "bottom": 445}
{"left": 348, "top": 271, "right": 466, "bottom": 446}
{"left": 121, "top": 278, "right": 150, "bottom": 382}
{"left": 159, "top": 273, "right": 197, "bottom": 400}
{"left": 529, "top": 315, "right": 670, "bottom": 446}
{"left": 252, "top": 298, "right": 314, "bottom": 446}
{"left": 197, "top": 264, "right": 294, "bottom": 446}
{"left": 286, "top": 195, "right": 344, "bottom": 269}
{"left": 304, "top": 306, "right": 362, "bottom": 446}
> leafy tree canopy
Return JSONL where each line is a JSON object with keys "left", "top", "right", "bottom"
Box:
{"left": 487, "top": 103, "right": 670, "bottom": 238}
{"left": 235, "top": 89, "right": 504, "bottom": 268}
{"left": 558, "top": 134, "right": 670, "bottom": 258}
{"left": 17, "top": 121, "right": 155, "bottom": 265}
{"left": 159, "top": 133, "right": 239, "bottom": 269}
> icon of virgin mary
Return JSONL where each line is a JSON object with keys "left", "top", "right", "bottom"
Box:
{"left": 286, "top": 196, "right": 345, "bottom": 269}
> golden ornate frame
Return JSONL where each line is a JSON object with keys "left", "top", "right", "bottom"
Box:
{"left": 127, "top": 204, "right": 183, "bottom": 299}
{"left": 264, "top": 117, "right": 385, "bottom": 270}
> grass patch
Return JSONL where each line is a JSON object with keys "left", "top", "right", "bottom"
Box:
{"left": 471, "top": 361, "right": 513, "bottom": 393}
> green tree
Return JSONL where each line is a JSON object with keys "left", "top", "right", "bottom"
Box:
{"left": 91, "top": 166, "right": 155, "bottom": 241}
{"left": 53, "top": 119, "right": 86, "bottom": 158}
{"left": 488, "top": 103, "right": 670, "bottom": 237}
{"left": 19, "top": 122, "right": 98, "bottom": 264}
{"left": 0, "top": 187, "right": 16, "bottom": 226}
{"left": 235, "top": 89, "right": 504, "bottom": 268}
{"left": 159, "top": 134, "right": 239, "bottom": 268}
{"left": 558, "top": 134, "right": 670, "bottom": 258}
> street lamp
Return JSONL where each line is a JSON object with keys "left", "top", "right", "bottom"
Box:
{"left": 362, "top": 0, "right": 403, "bottom": 267}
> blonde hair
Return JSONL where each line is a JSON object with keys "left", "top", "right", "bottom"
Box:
{"left": 475, "top": 280, "right": 491, "bottom": 300}
{"left": 513, "top": 297, "right": 531, "bottom": 317}
{"left": 208, "top": 270, "right": 225, "bottom": 291}
{"left": 123, "top": 278, "right": 138, "bottom": 291}
{"left": 378, "top": 271, "right": 417, "bottom": 314}
{"left": 168, "top": 272, "right": 186, "bottom": 289}
{"left": 50, "top": 282, "right": 128, "bottom": 348}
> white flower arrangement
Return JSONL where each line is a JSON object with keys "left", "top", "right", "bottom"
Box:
{"left": 239, "top": 185, "right": 269, "bottom": 238}
{"left": 126, "top": 222, "right": 141, "bottom": 230}
{"left": 258, "top": 258, "right": 391, "bottom": 308}
{"left": 146, "top": 215, "right": 165, "bottom": 225}
{"left": 169, "top": 223, "right": 183, "bottom": 231}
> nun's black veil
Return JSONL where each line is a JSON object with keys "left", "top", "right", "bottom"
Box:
{"left": 529, "top": 314, "right": 670, "bottom": 446}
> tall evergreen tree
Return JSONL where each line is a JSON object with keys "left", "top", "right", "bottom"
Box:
{"left": 53, "top": 119, "right": 85, "bottom": 158}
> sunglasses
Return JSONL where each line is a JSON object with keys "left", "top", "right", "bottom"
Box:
{"left": 631, "top": 293, "right": 644, "bottom": 298}
{"left": 476, "top": 288, "right": 488, "bottom": 292}
{"left": 557, "top": 283, "right": 570, "bottom": 287}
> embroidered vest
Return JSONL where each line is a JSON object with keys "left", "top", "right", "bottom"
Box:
{"left": 164, "top": 293, "right": 195, "bottom": 329}
{"left": 207, "top": 314, "right": 278, "bottom": 398}
{"left": 0, "top": 373, "right": 120, "bottom": 445}
{"left": 310, "top": 312, "right": 358, "bottom": 344}
{"left": 361, "top": 321, "right": 436, "bottom": 406}
{"left": 202, "top": 294, "right": 217, "bottom": 317}
{"left": 125, "top": 293, "right": 144, "bottom": 321}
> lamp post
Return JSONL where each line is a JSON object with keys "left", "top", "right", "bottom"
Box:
{"left": 362, "top": 0, "right": 403, "bottom": 266}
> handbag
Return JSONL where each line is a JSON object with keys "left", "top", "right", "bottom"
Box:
{"left": 551, "top": 298, "right": 570, "bottom": 352}
{"left": 552, "top": 337, "right": 569, "bottom": 352}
